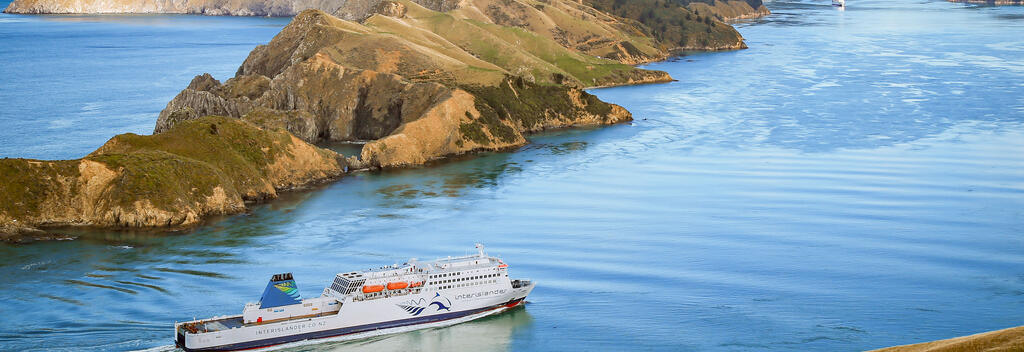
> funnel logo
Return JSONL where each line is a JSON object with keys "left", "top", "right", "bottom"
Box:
{"left": 274, "top": 281, "right": 300, "bottom": 299}
{"left": 397, "top": 293, "right": 452, "bottom": 316}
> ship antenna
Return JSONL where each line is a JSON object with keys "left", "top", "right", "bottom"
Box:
{"left": 476, "top": 243, "right": 485, "bottom": 257}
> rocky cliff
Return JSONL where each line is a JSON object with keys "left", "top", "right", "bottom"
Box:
{"left": 157, "top": 7, "right": 646, "bottom": 169}
{"left": 0, "top": 116, "right": 343, "bottom": 241}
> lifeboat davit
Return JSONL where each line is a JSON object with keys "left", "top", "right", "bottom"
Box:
{"left": 386, "top": 282, "right": 409, "bottom": 290}
{"left": 409, "top": 281, "right": 423, "bottom": 288}
{"left": 362, "top": 285, "right": 385, "bottom": 293}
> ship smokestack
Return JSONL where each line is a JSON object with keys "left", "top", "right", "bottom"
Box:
{"left": 259, "top": 273, "right": 301, "bottom": 308}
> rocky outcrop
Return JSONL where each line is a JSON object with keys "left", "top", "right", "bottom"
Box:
{"left": 869, "top": 325, "right": 1024, "bottom": 352}
{"left": 0, "top": 116, "right": 343, "bottom": 241}
{"left": 157, "top": 8, "right": 654, "bottom": 169}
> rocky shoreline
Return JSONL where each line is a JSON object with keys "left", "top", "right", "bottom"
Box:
{"left": 1, "top": 0, "right": 763, "bottom": 240}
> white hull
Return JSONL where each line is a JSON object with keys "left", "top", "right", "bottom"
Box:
{"left": 236, "top": 301, "right": 521, "bottom": 352}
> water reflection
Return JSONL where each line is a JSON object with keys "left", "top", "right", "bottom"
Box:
{"left": 290, "top": 306, "right": 533, "bottom": 352}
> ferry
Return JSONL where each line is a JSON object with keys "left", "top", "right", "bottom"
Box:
{"left": 174, "top": 244, "right": 534, "bottom": 351}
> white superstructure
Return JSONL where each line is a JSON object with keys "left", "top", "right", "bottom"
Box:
{"left": 174, "top": 244, "right": 534, "bottom": 352}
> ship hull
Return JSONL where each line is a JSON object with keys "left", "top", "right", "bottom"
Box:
{"left": 179, "top": 284, "right": 532, "bottom": 351}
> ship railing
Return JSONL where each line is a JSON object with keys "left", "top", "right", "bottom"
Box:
{"left": 511, "top": 279, "right": 531, "bottom": 289}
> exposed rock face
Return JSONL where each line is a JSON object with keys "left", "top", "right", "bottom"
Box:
{"left": 157, "top": 8, "right": 656, "bottom": 169}
{"left": 0, "top": 116, "right": 343, "bottom": 240}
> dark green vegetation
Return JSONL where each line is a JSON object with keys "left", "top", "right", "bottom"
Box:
{"left": 582, "top": 0, "right": 747, "bottom": 50}
{"left": 0, "top": 116, "right": 342, "bottom": 236}
{"left": 91, "top": 116, "right": 300, "bottom": 207}
{"left": 462, "top": 76, "right": 620, "bottom": 136}
{"left": 0, "top": 158, "right": 80, "bottom": 220}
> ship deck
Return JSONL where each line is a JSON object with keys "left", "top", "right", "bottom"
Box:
{"left": 183, "top": 311, "right": 341, "bottom": 334}
{"left": 197, "top": 316, "right": 245, "bottom": 332}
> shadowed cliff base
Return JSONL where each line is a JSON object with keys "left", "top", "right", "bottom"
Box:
{"left": 869, "top": 326, "right": 1024, "bottom": 352}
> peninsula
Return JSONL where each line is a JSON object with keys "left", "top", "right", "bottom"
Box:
{"left": 0, "top": 0, "right": 766, "bottom": 240}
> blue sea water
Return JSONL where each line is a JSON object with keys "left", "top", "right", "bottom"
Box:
{"left": 0, "top": 1, "right": 291, "bottom": 159}
{"left": 1, "top": 0, "right": 1023, "bottom": 351}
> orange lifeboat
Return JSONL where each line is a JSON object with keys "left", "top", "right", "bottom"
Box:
{"left": 386, "top": 282, "right": 408, "bottom": 290}
{"left": 409, "top": 281, "right": 423, "bottom": 288}
{"left": 362, "top": 285, "right": 385, "bottom": 293}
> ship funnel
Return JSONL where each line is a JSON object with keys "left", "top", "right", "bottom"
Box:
{"left": 259, "top": 273, "right": 301, "bottom": 309}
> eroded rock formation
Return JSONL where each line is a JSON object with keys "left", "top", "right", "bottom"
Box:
{"left": 157, "top": 8, "right": 645, "bottom": 169}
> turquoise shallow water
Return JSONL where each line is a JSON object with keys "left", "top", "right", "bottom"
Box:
{"left": 1, "top": 0, "right": 1023, "bottom": 351}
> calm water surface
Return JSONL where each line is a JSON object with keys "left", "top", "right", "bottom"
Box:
{"left": 0, "top": 0, "right": 290, "bottom": 159}
{"left": 1, "top": 0, "right": 1023, "bottom": 351}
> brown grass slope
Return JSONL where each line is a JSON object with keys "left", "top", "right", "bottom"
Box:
{"left": 869, "top": 326, "right": 1024, "bottom": 352}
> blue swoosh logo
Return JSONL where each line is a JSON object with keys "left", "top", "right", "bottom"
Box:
{"left": 429, "top": 301, "right": 450, "bottom": 311}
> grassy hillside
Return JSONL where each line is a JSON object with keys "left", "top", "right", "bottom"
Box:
{"left": 0, "top": 116, "right": 342, "bottom": 238}
{"left": 870, "top": 326, "right": 1024, "bottom": 352}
